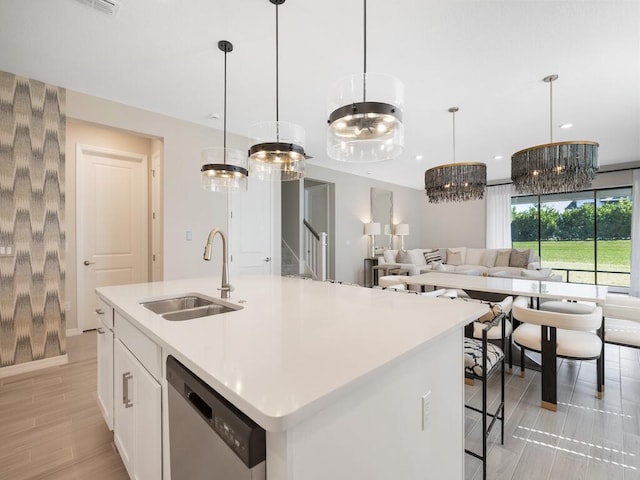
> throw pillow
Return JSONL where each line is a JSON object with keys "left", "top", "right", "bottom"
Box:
{"left": 396, "top": 250, "right": 411, "bottom": 263}
{"left": 447, "top": 249, "right": 463, "bottom": 266}
{"left": 481, "top": 250, "right": 497, "bottom": 267}
{"left": 438, "top": 263, "right": 456, "bottom": 272}
{"left": 423, "top": 250, "right": 442, "bottom": 265}
{"left": 408, "top": 249, "right": 427, "bottom": 266}
{"left": 383, "top": 250, "right": 398, "bottom": 263}
{"left": 494, "top": 249, "right": 511, "bottom": 267}
{"left": 509, "top": 249, "right": 530, "bottom": 268}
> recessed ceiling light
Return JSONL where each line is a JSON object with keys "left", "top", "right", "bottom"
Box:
{"left": 494, "top": 155, "right": 503, "bottom": 160}
{"left": 559, "top": 123, "right": 573, "bottom": 129}
{"left": 415, "top": 155, "right": 423, "bottom": 160}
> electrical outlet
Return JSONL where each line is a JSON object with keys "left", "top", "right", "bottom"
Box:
{"left": 64, "top": 302, "right": 71, "bottom": 312}
{"left": 422, "top": 391, "right": 431, "bottom": 431}
{"left": 186, "top": 231, "right": 192, "bottom": 241}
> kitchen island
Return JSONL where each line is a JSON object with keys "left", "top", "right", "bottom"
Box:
{"left": 97, "top": 275, "right": 488, "bottom": 480}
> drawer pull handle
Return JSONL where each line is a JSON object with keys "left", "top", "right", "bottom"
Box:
{"left": 97, "top": 328, "right": 105, "bottom": 335}
{"left": 95, "top": 309, "right": 104, "bottom": 315}
{"left": 123, "top": 372, "right": 133, "bottom": 408}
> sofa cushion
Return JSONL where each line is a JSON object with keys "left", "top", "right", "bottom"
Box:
{"left": 383, "top": 250, "right": 398, "bottom": 263}
{"left": 408, "top": 249, "right": 428, "bottom": 266}
{"left": 423, "top": 249, "right": 442, "bottom": 265}
{"left": 438, "top": 263, "right": 456, "bottom": 272}
{"left": 465, "top": 248, "right": 485, "bottom": 266}
{"left": 494, "top": 249, "right": 511, "bottom": 267}
{"left": 447, "top": 248, "right": 465, "bottom": 266}
{"left": 489, "top": 266, "right": 526, "bottom": 277}
{"left": 521, "top": 268, "right": 553, "bottom": 279}
{"left": 509, "top": 248, "right": 530, "bottom": 268}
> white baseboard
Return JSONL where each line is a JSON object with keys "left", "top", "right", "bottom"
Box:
{"left": 0, "top": 354, "right": 69, "bottom": 379}
{"left": 66, "top": 328, "right": 82, "bottom": 337}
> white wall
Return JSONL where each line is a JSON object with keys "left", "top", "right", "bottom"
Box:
{"left": 421, "top": 198, "right": 487, "bottom": 249}
{"left": 305, "top": 164, "right": 426, "bottom": 284}
{"left": 66, "top": 91, "right": 249, "bottom": 283}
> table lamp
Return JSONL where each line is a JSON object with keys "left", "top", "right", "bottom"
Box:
{"left": 364, "top": 222, "right": 381, "bottom": 257}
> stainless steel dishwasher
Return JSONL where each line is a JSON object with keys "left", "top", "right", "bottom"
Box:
{"left": 166, "top": 356, "right": 266, "bottom": 480}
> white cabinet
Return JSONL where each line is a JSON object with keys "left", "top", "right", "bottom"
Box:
{"left": 113, "top": 315, "right": 162, "bottom": 480}
{"left": 96, "top": 298, "right": 114, "bottom": 430}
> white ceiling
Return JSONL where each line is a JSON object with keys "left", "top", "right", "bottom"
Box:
{"left": 1, "top": 0, "right": 639, "bottom": 190}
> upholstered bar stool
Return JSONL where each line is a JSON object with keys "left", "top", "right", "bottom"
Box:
{"left": 463, "top": 300, "right": 506, "bottom": 480}
{"left": 512, "top": 296, "right": 604, "bottom": 410}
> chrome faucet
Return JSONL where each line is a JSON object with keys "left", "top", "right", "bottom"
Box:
{"left": 203, "top": 228, "right": 232, "bottom": 299}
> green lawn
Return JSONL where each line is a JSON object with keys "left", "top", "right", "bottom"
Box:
{"left": 513, "top": 240, "right": 631, "bottom": 286}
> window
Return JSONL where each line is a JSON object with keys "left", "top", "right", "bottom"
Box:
{"left": 511, "top": 187, "right": 632, "bottom": 288}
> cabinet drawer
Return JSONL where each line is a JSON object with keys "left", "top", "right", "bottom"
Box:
{"left": 97, "top": 297, "right": 114, "bottom": 330}
{"left": 115, "top": 311, "right": 161, "bottom": 381}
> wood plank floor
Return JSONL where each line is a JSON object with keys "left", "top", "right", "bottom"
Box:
{"left": 2, "top": 332, "right": 639, "bottom": 479}
{"left": 0, "top": 331, "right": 128, "bottom": 480}
{"left": 465, "top": 343, "right": 640, "bottom": 480}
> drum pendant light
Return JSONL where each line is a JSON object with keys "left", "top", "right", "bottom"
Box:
{"left": 511, "top": 74, "right": 599, "bottom": 195}
{"left": 248, "top": 0, "right": 307, "bottom": 181}
{"left": 200, "top": 40, "right": 249, "bottom": 192}
{"left": 327, "top": 0, "right": 404, "bottom": 163}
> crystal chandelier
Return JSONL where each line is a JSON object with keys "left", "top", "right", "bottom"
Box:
{"left": 511, "top": 74, "right": 599, "bottom": 195}
{"left": 248, "top": 0, "right": 307, "bottom": 181}
{"left": 200, "top": 40, "right": 248, "bottom": 192}
{"left": 424, "top": 107, "right": 486, "bottom": 203}
{"left": 326, "top": 0, "right": 404, "bottom": 163}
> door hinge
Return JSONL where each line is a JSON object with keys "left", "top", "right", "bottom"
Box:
{"left": 152, "top": 169, "right": 156, "bottom": 178}
{"left": 152, "top": 212, "right": 156, "bottom": 220}
{"left": 153, "top": 254, "right": 156, "bottom": 261}
{"left": 230, "top": 255, "right": 233, "bottom": 262}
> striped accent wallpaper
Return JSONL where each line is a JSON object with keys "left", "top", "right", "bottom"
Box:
{"left": 0, "top": 71, "right": 66, "bottom": 368}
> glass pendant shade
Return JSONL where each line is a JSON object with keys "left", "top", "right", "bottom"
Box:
{"left": 327, "top": 73, "right": 404, "bottom": 163}
{"left": 248, "top": 120, "right": 306, "bottom": 181}
{"left": 201, "top": 147, "right": 248, "bottom": 192}
{"left": 511, "top": 74, "right": 599, "bottom": 195}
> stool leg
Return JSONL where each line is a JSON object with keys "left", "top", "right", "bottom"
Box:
{"left": 520, "top": 344, "right": 526, "bottom": 378}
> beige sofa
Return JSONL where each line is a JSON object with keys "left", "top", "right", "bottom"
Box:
{"left": 378, "top": 246, "right": 545, "bottom": 278}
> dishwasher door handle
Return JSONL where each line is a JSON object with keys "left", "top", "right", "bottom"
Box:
{"left": 186, "top": 387, "right": 213, "bottom": 420}
{"left": 122, "top": 372, "right": 133, "bottom": 408}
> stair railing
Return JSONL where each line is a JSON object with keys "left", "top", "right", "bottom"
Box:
{"left": 303, "top": 219, "right": 327, "bottom": 281}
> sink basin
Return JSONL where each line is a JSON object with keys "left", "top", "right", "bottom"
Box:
{"left": 140, "top": 293, "right": 242, "bottom": 321}
{"left": 162, "top": 304, "right": 236, "bottom": 321}
{"left": 141, "top": 295, "right": 214, "bottom": 314}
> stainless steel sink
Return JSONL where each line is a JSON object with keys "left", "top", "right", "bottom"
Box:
{"left": 140, "top": 294, "right": 242, "bottom": 321}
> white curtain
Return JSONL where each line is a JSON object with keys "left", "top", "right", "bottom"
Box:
{"left": 630, "top": 170, "right": 640, "bottom": 297}
{"left": 486, "top": 184, "right": 513, "bottom": 249}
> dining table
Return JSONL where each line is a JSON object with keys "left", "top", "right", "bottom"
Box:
{"left": 393, "top": 271, "right": 609, "bottom": 411}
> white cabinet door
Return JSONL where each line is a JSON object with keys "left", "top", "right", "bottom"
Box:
{"left": 96, "top": 317, "right": 114, "bottom": 430}
{"left": 114, "top": 339, "right": 162, "bottom": 480}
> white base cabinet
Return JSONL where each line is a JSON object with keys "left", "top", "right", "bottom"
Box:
{"left": 114, "top": 338, "right": 162, "bottom": 480}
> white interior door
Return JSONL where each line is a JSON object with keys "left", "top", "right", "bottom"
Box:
{"left": 229, "top": 175, "right": 274, "bottom": 276}
{"left": 77, "top": 144, "right": 148, "bottom": 331}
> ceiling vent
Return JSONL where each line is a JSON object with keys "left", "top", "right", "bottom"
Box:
{"left": 75, "top": 0, "right": 121, "bottom": 16}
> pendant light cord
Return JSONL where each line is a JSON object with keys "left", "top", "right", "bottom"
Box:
{"left": 275, "top": 0, "right": 280, "bottom": 141}
{"left": 223, "top": 47, "right": 227, "bottom": 162}
{"left": 363, "top": 0, "right": 367, "bottom": 102}
{"left": 549, "top": 77, "right": 553, "bottom": 143}
{"left": 452, "top": 109, "right": 456, "bottom": 164}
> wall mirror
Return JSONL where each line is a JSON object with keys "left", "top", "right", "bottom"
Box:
{"left": 371, "top": 187, "right": 393, "bottom": 253}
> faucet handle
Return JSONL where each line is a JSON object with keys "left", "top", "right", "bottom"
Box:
{"left": 218, "top": 285, "right": 234, "bottom": 292}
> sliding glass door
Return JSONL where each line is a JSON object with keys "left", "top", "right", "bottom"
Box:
{"left": 511, "top": 187, "right": 632, "bottom": 289}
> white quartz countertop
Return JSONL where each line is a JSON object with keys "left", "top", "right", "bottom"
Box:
{"left": 97, "top": 275, "right": 487, "bottom": 431}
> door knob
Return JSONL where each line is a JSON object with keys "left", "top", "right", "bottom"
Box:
{"left": 264, "top": 257, "right": 271, "bottom": 262}
{"left": 83, "top": 260, "right": 95, "bottom": 266}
